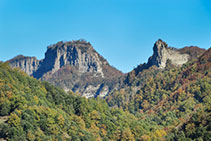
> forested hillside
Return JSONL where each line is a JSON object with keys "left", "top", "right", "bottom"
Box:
{"left": 0, "top": 62, "right": 170, "bottom": 140}
{"left": 0, "top": 48, "right": 210, "bottom": 140}
{"left": 106, "top": 48, "right": 211, "bottom": 140}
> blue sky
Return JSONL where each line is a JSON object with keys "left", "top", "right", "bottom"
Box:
{"left": 0, "top": 0, "right": 210, "bottom": 72}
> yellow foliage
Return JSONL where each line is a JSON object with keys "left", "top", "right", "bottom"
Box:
{"left": 90, "top": 110, "right": 100, "bottom": 120}
{"left": 141, "top": 135, "right": 151, "bottom": 141}
{"left": 47, "top": 117, "right": 55, "bottom": 124}
{"left": 185, "top": 123, "right": 195, "bottom": 131}
{"left": 112, "top": 129, "right": 121, "bottom": 140}
{"left": 177, "top": 87, "right": 183, "bottom": 94}
{"left": 90, "top": 122, "right": 100, "bottom": 131}
{"left": 78, "top": 132, "right": 85, "bottom": 137}
{"left": 101, "top": 128, "right": 107, "bottom": 137}
{"left": 141, "top": 100, "right": 150, "bottom": 110}
{"left": 27, "top": 130, "right": 35, "bottom": 141}
{"left": 120, "top": 128, "right": 135, "bottom": 141}
{"left": 120, "top": 89, "right": 125, "bottom": 95}
{"left": 70, "top": 115, "right": 86, "bottom": 129}
{"left": 89, "top": 122, "right": 100, "bottom": 138}
{"left": 40, "top": 86, "right": 47, "bottom": 94}
{"left": 96, "top": 137, "right": 102, "bottom": 141}
{"left": 16, "top": 109, "right": 22, "bottom": 116}
{"left": 33, "top": 96, "right": 39, "bottom": 104}
{"left": 8, "top": 113, "right": 21, "bottom": 127}
{"left": 57, "top": 114, "right": 65, "bottom": 126}
{"left": 68, "top": 90, "right": 75, "bottom": 95}
{"left": 136, "top": 95, "right": 143, "bottom": 101}
{"left": 50, "top": 125, "right": 59, "bottom": 134}
{"left": 154, "top": 129, "right": 167, "bottom": 138}
{"left": 6, "top": 91, "right": 12, "bottom": 99}
{"left": 52, "top": 136, "right": 58, "bottom": 141}
{"left": 0, "top": 82, "right": 3, "bottom": 87}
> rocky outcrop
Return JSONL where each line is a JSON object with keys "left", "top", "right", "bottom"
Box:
{"left": 33, "top": 40, "right": 106, "bottom": 79}
{"left": 147, "top": 39, "right": 190, "bottom": 68}
{"left": 8, "top": 40, "right": 123, "bottom": 98}
{"left": 8, "top": 39, "right": 205, "bottom": 98}
{"left": 8, "top": 55, "right": 40, "bottom": 75}
{"left": 124, "top": 39, "right": 206, "bottom": 86}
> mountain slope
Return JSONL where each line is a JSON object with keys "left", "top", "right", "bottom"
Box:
{"left": 0, "top": 62, "right": 181, "bottom": 140}
{"left": 0, "top": 62, "right": 147, "bottom": 140}
{"left": 107, "top": 46, "right": 210, "bottom": 110}
{"left": 106, "top": 48, "right": 211, "bottom": 140}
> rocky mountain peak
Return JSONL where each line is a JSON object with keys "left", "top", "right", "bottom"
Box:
{"left": 8, "top": 39, "right": 205, "bottom": 98}
{"left": 32, "top": 40, "right": 108, "bottom": 79}
{"left": 148, "top": 39, "right": 189, "bottom": 68}
{"left": 153, "top": 39, "right": 168, "bottom": 53}
{"left": 7, "top": 39, "right": 123, "bottom": 98}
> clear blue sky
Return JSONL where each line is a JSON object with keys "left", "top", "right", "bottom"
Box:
{"left": 0, "top": 0, "right": 210, "bottom": 72}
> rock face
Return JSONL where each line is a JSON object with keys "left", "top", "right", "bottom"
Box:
{"left": 8, "top": 55, "right": 40, "bottom": 75}
{"left": 148, "top": 39, "right": 189, "bottom": 68}
{"left": 33, "top": 40, "right": 106, "bottom": 79}
{"left": 124, "top": 39, "right": 206, "bottom": 86}
{"left": 8, "top": 40, "right": 123, "bottom": 98}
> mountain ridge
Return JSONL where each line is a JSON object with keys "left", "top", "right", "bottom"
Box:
{"left": 1, "top": 41, "right": 210, "bottom": 140}
{"left": 8, "top": 39, "right": 123, "bottom": 98}
{"left": 7, "top": 39, "right": 207, "bottom": 98}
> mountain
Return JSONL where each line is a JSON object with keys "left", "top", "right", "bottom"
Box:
{"left": 1, "top": 48, "right": 210, "bottom": 140}
{"left": 123, "top": 39, "right": 206, "bottom": 86}
{"left": 106, "top": 48, "right": 211, "bottom": 140}
{"left": 147, "top": 39, "right": 189, "bottom": 68}
{"left": 8, "top": 39, "right": 206, "bottom": 99}
{"left": 108, "top": 40, "right": 208, "bottom": 107}
{"left": 8, "top": 39, "right": 123, "bottom": 98}
{"left": 136, "top": 39, "right": 205, "bottom": 73}
{"left": 107, "top": 47, "right": 210, "bottom": 112}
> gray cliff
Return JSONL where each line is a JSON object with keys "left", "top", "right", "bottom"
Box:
{"left": 33, "top": 40, "right": 106, "bottom": 79}
{"left": 8, "top": 55, "right": 40, "bottom": 75}
{"left": 8, "top": 39, "right": 203, "bottom": 98}
{"left": 147, "top": 39, "right": 190, "bottom": 68}
{"left": 8, "top": 40, "right": 123, "bottom": 98}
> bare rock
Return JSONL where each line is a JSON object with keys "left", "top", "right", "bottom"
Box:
{"left": 8, "top": 55, "right": 40, "bottom": 75}
{"left": 148, "top": 39, "right": 189, "bottom": 68}
{"left": 7, "top": 40, "right": 123, "bottom": 98}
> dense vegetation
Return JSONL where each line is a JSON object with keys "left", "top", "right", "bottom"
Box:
{"left": 0, "top": 62, "right": 167, "bottom": 140}
{"left": 107, "top": 48, "right": 211, "bottom": 140}
{"left": 0, "top": 48, "right": 210, "bottom": 140}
